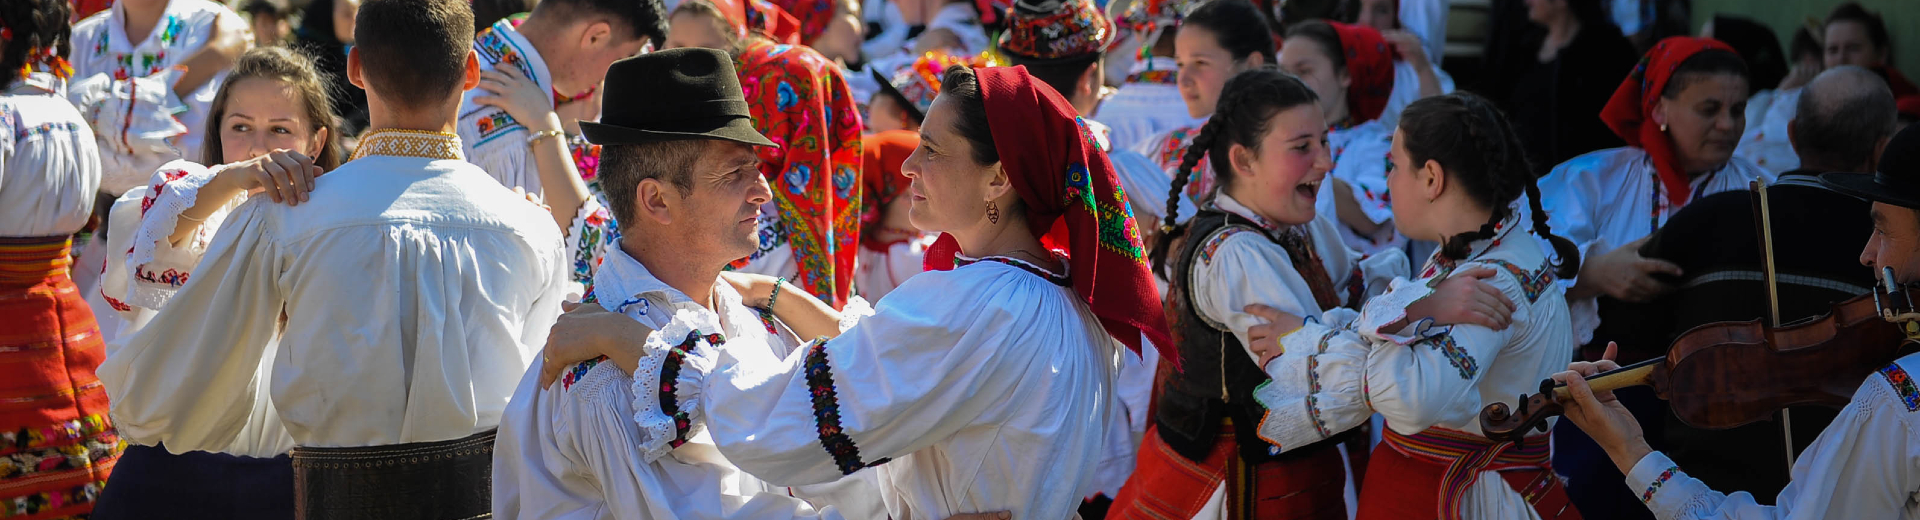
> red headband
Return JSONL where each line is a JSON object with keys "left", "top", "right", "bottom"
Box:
{"left": 1599, "top": 36, "right": 1737, "bottom": 206}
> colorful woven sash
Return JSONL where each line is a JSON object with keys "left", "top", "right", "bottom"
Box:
{"left": 0, "top": 236, "right": 73, "bottom": 285}
{"left": 1383, "top": 426, "right": 1550, "bottom": 520}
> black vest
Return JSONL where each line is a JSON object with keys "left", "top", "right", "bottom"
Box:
{"left": 1154, "top": 210, "right": 1355, "bottom": 464}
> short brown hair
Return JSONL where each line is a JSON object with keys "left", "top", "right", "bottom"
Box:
{"left": 598, "top": 140, "right": 710, "bottom": 228}
{"left": 353, "top": 0, "right": 475, "bottom": 110}
{"left": 203, "top": 47, "right": 345, "bottom": 171}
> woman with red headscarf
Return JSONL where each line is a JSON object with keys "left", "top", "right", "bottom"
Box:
{"left": 1534, "top": 37, "right": 1771, "bottom": 351}
{"left": 665, "top": 0, "right": 865, "bottom": 310}
{"left": 542, "top": 64, "right": 1171, "bottom": 519}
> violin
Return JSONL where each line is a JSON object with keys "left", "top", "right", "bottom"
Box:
{"left": 1480, "top": 266, "right": 1920, "bottom": 443}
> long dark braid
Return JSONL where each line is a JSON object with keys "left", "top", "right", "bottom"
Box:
{"left": 1400, "top": 92, "right": 1580, "bottom": 277}
{"left": 1149, "top": 67, "right": 1319, "bottom": 278}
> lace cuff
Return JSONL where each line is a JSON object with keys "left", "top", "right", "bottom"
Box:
{"left": 837, "top": 296, "right": 875, "bottom": 333}
{"left": 630, "top": 309, "right": 725, "bottom": 463}
{"left": 126, "top": 161, "right": 234, "bottom": 309}
{"left": 565, "top": 197, "right": 618, "bottom": 285}
{"left": 1357, "top": 276, "right": 1436, "bottom": 345}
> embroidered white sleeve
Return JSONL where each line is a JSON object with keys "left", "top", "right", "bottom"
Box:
{"left": 836, "top": 296, "right": 875, "bottom": 333}
{"left": 1254, "top": 322, "right": 1372, "bottom": 452}
{"left": 629, "top": 308, "right": 723, "bottom": 463}
{"left": 126, "top": 161, "right": 240, "bottom": 309}
{"left": 1356, "top": 276, "right": 1435, "bottom": 345}
{"left": 563, "top": 196, "right": 616, "bottom": 285}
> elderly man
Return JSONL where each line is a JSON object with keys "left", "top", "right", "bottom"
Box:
{"left": 1557, "top": 121, "right": 1920, "bottom": 519}
{"left": 1561, "top": 65, "right": 1902, "bottom": 519}
{"left": 489, "top": 48, "right": 1000, "bottom": 520}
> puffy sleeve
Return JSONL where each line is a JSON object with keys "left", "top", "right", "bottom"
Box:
{"left": 1190, "top": 227, "right": 1326, "bottom": 362}
{"left": 685, "top": 271, "right": 1049, "bottom": 487}
{"left": 99, "top": 200, "right": 287, "bottom": 455}
{"left": 1626, "top": 366, "right": 1920, "bottom": 520}
{"left": 1255, "top": 267, "right": 1523, "bottom": 449}
{"left": 122, "top": 160, "right": 246, "bottom": 309}
{"left": 1535, "top": 151, "right": 1626, "bottom": 289}
{"left": 1309, "top": 213, "right": 1409, "bottom": 310}
{"left": 458, "top": 104, "right": 537, "bottom": 194}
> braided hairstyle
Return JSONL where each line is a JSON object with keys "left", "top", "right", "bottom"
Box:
{"left": 1398, "top": 92, "right": 1580, "bottom": 278}
{"left": 1149, "top": 67, "right": 1319, "bottom": 277}
{"left": 0, "top": 0, "right": 71, "bottom": 89}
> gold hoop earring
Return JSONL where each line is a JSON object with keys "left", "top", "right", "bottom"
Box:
{"left": 986, "top": 201, "right": 1000, "bottom": 225}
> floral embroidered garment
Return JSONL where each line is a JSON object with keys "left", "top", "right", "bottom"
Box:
{"left": 100, "top": 130, "right": 570, "bottom": 451}
{"left": 652, "top": 259, "right": 1131, "bottom": 519}
{"left": 728, "top": 41, "right": 863, "bottom": 309}
{"left": 458, "top": 19, "right": 618, "bottom": 288}
{"left": 1531, "top": 147, "right": 1771, "bottom": 344}
{"left": 1250, "top": 208, "right": 1575, "bottom": 519}
{"left": 1626, "top": 351, "right": 1920, "bottom": 520}
{"left": 491, "top": 246, "right": 885, "bottom": 520}
{"left": 70, "top": 0, "right": 242, "bottom": 171}
{"left": 1137, "top": 123, "right": 1211, "bottom": 221}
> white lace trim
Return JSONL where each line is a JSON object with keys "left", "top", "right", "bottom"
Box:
{"left": 629, "top": 308, "right": 723, "bottom": 463}
{"left": 126, "top": 161, "right": 232, "bottom": 309}
{"left": 1357, "top": 276, "right": 1435, "bottom": 345}
{"left": 837, "top": 296, "right": 875, "bottom": 333}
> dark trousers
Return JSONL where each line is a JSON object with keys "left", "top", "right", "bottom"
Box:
{"left": 91, "top": 443, "right": 296, "bottom": 520}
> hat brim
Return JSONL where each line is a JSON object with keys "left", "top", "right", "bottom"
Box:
{"left": 1819, "top": 172, "right": 1920, "bottom": 209}
{"left": 579, "top": 117, "right": 777, "bottom": 148}
{"left": 870, "top": 67, "right": 925, "bottom": 122}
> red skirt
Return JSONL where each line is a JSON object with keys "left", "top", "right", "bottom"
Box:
{"left": 0, "top": 236, "right": 122, "bottom": 520}
{"left": 1356, "top": 428, "right": 1578, "bottom": 520}
{"left": 1109, "top": 423, "right": 1347, "bottom": 520}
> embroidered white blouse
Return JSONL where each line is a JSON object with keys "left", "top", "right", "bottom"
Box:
{"left": 651, "top": 257, "right": 1131, "bottom": 520}
{"left": 1, "top": 73, "right": 101, "bottom": 238}
{"left": 1532, "top": 147, "right": 1773, "bottom": 344}
{"left": 1626, "top": 351, "right": 1920, "bottom": 520}
{"left": 1097, "top": 57, "right": 1206, "bottom": 153}
{"left": 1314, "top": 119, "right": 1403, "bottom": 255}
{"left": 458, "top": 19, "right": 618, "bottom": 288}
{"left": 1253, "top": 209, "right": 1576, "bottom": 518}
{"left": 70, "top": 0, "right": 241, "bottom": 170}
{"left": 1733, "top": 87, "right": 1802, "bottom": 175}
{"left": 100, "top": 131, "right": 570, "bottom": 451}
{"left": 492, "top": 247, "right": 879, "bottom": 520}
{"left": 1193, "top": 193, "right": 1408, "bottom": 360}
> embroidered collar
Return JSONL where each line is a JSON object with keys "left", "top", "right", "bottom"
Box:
{"left": 1209, "top": 192, "right": 1285, "bottom": 233}
{"left": 349, "top": 129, "right": 466, "bottom": 161}
{"left": 1424, "top": 203, "right": 1525, "bottom": 274}
{"left": 953, "top": 252, "right": 1071, "bottom": 287}
{"left": 474, "top": 19, "right": 553, "bottom": 96}
{"left": 101, "top": 0, "right": 191, "bottom": 55}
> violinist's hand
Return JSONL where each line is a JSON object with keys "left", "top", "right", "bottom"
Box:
{"left": 1244, "top": 304, "right": 1306, "bottom": 365}
{"left": 1573, "top": 237, "right": 1682, "bottom": 302}
{"left": 539, "top": 302, "right": 653, "bottom": 388}
{"left": 1552, "top": 342, "right": 1653, "bottom": 476}
{"left": 1405, "top": 267, "right": 1516, "bottom": 331}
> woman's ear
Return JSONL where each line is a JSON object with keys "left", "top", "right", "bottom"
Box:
{"left": 1228, "top": 142, "right": 1257, "bottom": 180}
{"left": 1651, "top": 98, "right": 1669, "bottom": 130}
{"left": 983, "top": 161, "right": 1013, "bottom": 202}
{"left": 310, "top": 126, "right": 331, "bottom": 161}
{"left": 1419, "top": 158, "right": 1445, "bottom": 201}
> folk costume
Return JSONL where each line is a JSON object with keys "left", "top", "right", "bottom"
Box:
{"left": 855, "top": 129, "right": 932, "bottom": 301}
{"left": 1109, "top": 193, "right": 1406, "bottom": 520}
{"left": 1534, "top": 37, "right": 1774, "bottom": 346}
{"left": 69, "top": 0, "right": 243, "bottom": 192}
{"left": 460, "top": 18, "right": 620, "bottom": 288}
{"left": 1311, "top": 22, "right": 1405, "bottom": 257}
{"left": 101, "top": 129, "right": 570, "bottom": 519}
{"left": 1251, "top": 208, "right": 1582, "bottom": 520}
{"left": 1098, "top": 0, "right": 1204, "bottom": 152}
{"left": 0, "top": 69, "right": 118, "bottom": 520}
{"left": 646, "top": 66, "right": 1168, "bottom": 519}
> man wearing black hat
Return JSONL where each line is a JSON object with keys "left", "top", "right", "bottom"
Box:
{"left": 104, "top": 0, "right": 571, "bottom": 517}
{"left": 1551, "top": 123, "right": 1920, "bottom": 519}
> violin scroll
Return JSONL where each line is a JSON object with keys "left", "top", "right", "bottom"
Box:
{"left": 1480, "top": 379, "right": 1563, "bottom": 443}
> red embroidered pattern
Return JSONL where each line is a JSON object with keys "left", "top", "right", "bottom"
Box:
{"left": 803, "top": 338, "right": 891, "bottom": 474}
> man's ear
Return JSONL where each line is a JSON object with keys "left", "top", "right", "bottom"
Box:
{"left": 637, "top": 178, "right": 677, "bottom": 226}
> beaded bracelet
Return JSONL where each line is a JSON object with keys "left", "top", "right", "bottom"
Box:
{"left": 758, "top": 277, "right": 787, "bottom": 322}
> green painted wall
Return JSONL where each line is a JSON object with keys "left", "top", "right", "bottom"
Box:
{"left": 1691, "top": 0, "right": 1920, "bottom": 81}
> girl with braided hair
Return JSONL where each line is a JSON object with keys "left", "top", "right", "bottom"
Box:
{"left": 1242, "top": 92, "right": 1585, "bottom": 520}
{"left": 1130, "top": 0, "right": 1273, "bottom": 231}
{"left": 1109, "top": 67, "right": 1512, "bottom": 520}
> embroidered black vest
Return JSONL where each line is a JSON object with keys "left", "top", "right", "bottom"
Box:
{"left": 1154, "top": 210, "right": 1358, "bottom": 464}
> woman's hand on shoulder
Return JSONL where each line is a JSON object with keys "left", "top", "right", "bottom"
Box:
{"left": 215, "top": 150, "right": 323, "bottom": 205}
{"left": 1406, "top": 266, "right": 1515, "bottom": 331}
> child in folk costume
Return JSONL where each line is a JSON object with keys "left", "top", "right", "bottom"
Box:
{"left": 1109, "top": 69, "right": 1510, "bottom": 520}
{"left": 0, "top": 1, "right": 118, "bottom": 517}
{"left": 1246, "top": 92, "right": 1585, "bottom": 520}
{"left": 1134, "top": 0, "right": 1269, "bottom": 226}
{"left": 92, "top": 46, "right": 343, "bottom": 519}
{"left": 856, "top": 52, "right": 975, "bottom": 300}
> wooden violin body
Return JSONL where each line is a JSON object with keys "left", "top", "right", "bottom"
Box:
{"left": 1481, "top": 288, "right": 1913, "bottom": 443}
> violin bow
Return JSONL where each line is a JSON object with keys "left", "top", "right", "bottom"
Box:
{"left": 1748, "top": 180, "right": 1797, "bottom": 469}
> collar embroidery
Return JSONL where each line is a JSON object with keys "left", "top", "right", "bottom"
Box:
{"left": 351, "top": 129, "right": 465, "bottom": 161}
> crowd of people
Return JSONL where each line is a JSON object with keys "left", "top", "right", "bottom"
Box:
{"left": 3, "top": 0, "right": 1918, "bottom": 518}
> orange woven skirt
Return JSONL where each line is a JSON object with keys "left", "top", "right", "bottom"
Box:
{"left": 0, "top": 236, "right": 122, "bottom": 520}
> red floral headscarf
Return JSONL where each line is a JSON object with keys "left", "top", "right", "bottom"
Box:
{"left": 1326, "top": 21, "right": 1395, "bottom": 125}
{"left": 1600, "top": 36, "right": 1737, "bottom": 206}
{"left": 704, "top": 0, "right": 804, "bottom": 44}
{"left": 925, "top": 66, "right": 1175, "bottom": 362}
{"left": 765, "top": 0, "right": 835, "bottom": 44}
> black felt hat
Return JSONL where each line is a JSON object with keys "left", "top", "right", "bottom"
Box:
{"left": 580, "top": 48, "right": 776, "bottom": 147}
{"left": 1822, "top": 124, "right": 1920, "bottom": 209}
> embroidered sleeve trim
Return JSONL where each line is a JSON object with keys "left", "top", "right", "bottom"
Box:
{"left": 1476, "top": 258, "right": 1555, "bottom": 303}
{"left": 627, "top": 309, "right": 722, "bottom": 463}
{"left": 1879, "top": 363, "right": 1920, "bottom": 412}
{"left": 803, "top": 338, "right": 892, "bottom": 475}
{"left": 1640, "top": 465, "right": 1681, "bottom": 503}
{"left": 1419, "top": 333, "right": 1479, "bottom": 380}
